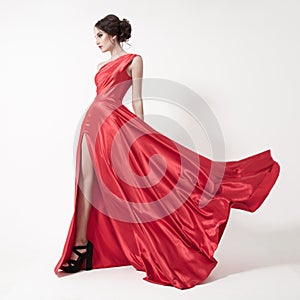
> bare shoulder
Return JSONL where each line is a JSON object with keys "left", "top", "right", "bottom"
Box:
{"left": 132, "top": 54, "right": 143, "bottom": 65}
{"left": 130, "top": 54, "right": 143, "bottom": 77}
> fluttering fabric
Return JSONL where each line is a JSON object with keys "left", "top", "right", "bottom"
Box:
{"left": 54, "top": 53, "right": 280, "bottom": 289}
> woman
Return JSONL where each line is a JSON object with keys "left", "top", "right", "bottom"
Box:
{"left": 54, "top": 14, "right": 280, "bottom": 289}
{"left": 60, "top": 15, "right": 144, "bottom": 271}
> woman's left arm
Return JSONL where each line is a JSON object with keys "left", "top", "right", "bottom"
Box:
{"left": 131, "top": 55, "right": 144, "bottom": 121}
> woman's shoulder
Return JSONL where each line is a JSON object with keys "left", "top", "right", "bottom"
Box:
{"left": 131, "top": 53, "right": 143, "bottom": 65}
{"left": 96, "top": 53, "right": 142, "bottom": 69}
{"left": 132, "top": 53, "right": 142, "bottom": 60}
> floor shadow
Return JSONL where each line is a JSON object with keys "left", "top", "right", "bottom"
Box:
{"left": 202, "top": 218, "right": 300, "bottom": 284}
{"left": 56, "top": 269, "right": 88, "bottom": 278}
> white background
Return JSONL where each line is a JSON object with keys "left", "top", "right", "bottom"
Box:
{"left": 1, "top": 0, "right": 299, "bottom": 299}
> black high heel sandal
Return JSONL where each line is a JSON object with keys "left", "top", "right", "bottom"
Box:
{"left": 61, "top": 240, "right": 93, "bottom": 273}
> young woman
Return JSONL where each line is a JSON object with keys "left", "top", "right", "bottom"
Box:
{"left": 54, "top": 14, "right": 280, "bottom": 289}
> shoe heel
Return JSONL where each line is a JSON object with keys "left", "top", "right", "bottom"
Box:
{"left": 85, "top": 241, "right": 93, "bottom": 271}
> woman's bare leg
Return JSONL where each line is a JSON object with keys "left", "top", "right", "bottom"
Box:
{"left": 63, "top": 134, "right": 94, "bottom": 266}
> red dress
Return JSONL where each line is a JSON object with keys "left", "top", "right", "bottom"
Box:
{"left": 54, "top": 53, "right": 280, "bottom": 289}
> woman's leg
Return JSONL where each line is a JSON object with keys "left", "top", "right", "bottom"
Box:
{"left": 63, "top": 134, "right": 94, "bottom": 266}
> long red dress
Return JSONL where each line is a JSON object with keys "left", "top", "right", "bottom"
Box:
{"left": 54, "top": 53, "right": 280, "bottom": 289}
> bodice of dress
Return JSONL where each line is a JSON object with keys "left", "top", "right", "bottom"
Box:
{"left": 94, "top": 53, "right": 138, "bottom": 105}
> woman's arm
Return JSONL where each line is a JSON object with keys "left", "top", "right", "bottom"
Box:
{"left": 131, "top": 55, "right": 144, "bottom": 121}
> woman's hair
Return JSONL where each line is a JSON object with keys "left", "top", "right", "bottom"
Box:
{"left": 94, "top": 14, "right": 132, "bottom": 44}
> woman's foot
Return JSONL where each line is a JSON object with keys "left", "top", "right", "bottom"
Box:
{"left": 61, "top": 239, "right": 93, "bottom": 272}
{"left": 62, "top": 239, "right": 88, "bottom": 267}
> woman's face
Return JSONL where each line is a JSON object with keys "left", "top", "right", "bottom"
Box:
{"left": 94, "top": 27, "right": 114, "bottom": 52}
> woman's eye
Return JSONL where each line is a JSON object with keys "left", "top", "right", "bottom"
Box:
{"left": 97, "top": 34, "right": 102, "bottom": 38}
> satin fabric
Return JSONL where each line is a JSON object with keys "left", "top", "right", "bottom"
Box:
{"left": 54, "top": 53, "right": 280, "bottom": 289}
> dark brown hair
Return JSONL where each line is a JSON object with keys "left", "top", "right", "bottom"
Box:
{"left": 94, "top": 14, "right": 132, "bottom": 45}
